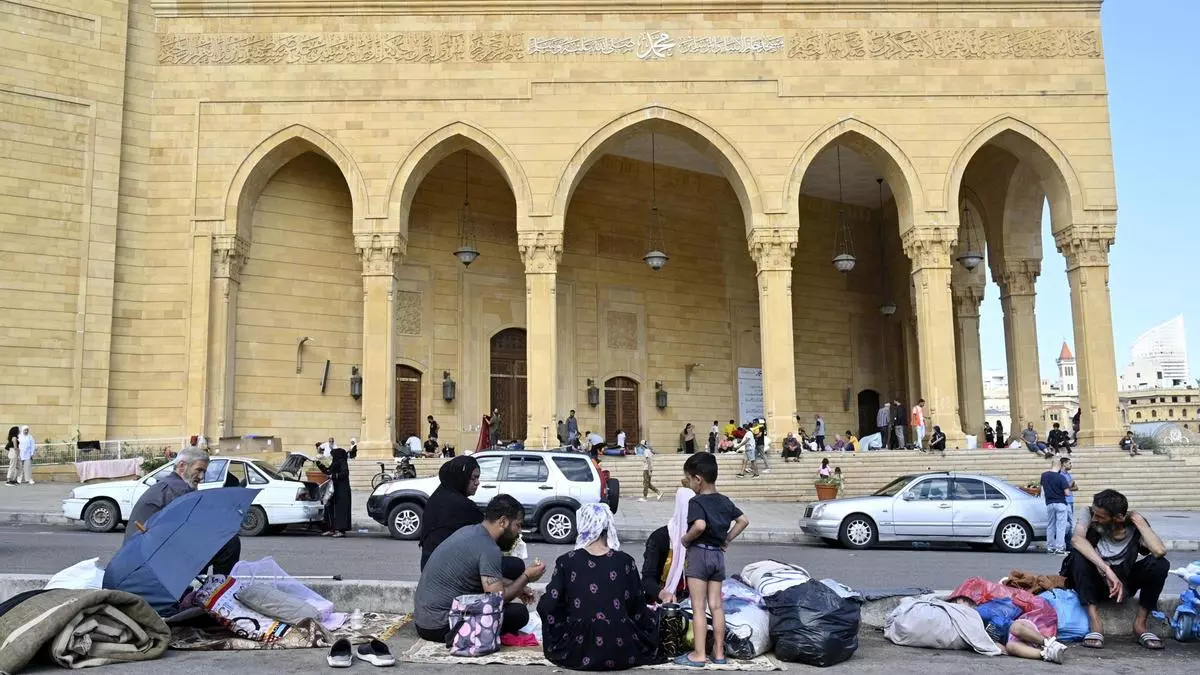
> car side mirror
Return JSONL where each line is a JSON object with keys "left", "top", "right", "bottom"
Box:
{"left": 902, "top": 491, "right": 916, "bottom": 501}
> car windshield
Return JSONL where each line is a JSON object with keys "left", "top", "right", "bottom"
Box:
{"left": 873, "top": 475, "right": 918, "bottom": 497}
{"left": 252, "top": 461, "right": 282, "bottom": 480}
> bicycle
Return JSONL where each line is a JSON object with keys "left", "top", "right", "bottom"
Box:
{"left": 370, "top": 456, "right": 417, "bottom": 490}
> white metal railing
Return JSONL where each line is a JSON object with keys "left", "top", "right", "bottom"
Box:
{"left": 18, "top": 437, "right": 187, "bottom": 466}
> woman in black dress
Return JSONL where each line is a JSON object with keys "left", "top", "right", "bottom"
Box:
{"left": 419, "top": 455, "right": 481, "bottom": 569}
{"left": 538, "top": 504, "right": 657, "bottom": 671}
{"left": 317, "top": 447, "right": 351, "bottom": 537}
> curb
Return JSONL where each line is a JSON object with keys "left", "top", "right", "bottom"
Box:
{"left": 8, "top": 510, "right": 1200, "bottom": 552}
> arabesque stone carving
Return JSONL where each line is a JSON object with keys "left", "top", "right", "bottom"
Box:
{"left": 788, "top": 29, "right": 1101, "bottom": 61}
{"left": 748, "top": 228, "right": 798, "bottom": 272}
{"left": 901, "top": 228, "right": 956, "bottom": 271}
{"left": 996, "top": 259, "right": 1041, "bottom": 297}
{"left": 1054, "top": 225, "right": 1114, "bottom": 270}
{"left": 211, "top": 235, "right": 250, "bottom": 282}
{"left": 355, "top": 232, "right": 406, "bottom": 277}
{"left": 159, "top": 32, "right": 520, "bottom": 65}
{"left": 518, "top": 231, "right": 563, "bottom": 274}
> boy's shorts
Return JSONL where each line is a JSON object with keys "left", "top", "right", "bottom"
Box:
{"left": 684, "top": 544, "right": 725, "bottom": 582}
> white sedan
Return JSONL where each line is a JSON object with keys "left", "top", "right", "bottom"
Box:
{"left": 62, "top": 456, "right": 324, "bottom": 536}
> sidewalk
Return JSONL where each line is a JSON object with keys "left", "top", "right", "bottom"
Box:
{"left": 6, "top": 482, "right": 1200, "bottom": 550}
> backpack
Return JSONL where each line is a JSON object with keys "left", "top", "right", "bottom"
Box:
{"left": 446, "top": 592, "right": 503, "bottom": 657}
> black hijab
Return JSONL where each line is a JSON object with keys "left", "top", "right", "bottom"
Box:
{"left": 419, "top": 456, "right": 482, "bottom": 569}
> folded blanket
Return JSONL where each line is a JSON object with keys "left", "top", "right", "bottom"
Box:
{"left": 1004, "top": 570, "right": 1066, "bottom": 595}
{"left": 0, "top": 589, "right": 169, "bottom": 673}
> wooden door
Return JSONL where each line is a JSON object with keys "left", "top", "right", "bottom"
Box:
{"left": 489, "top": 328, "right": 527, "bottom": 442}
{"left": 395, "top": 365, "right": 422, "bottom": 440}
{"left": 604, "top": 377, "right": 640, "bottom": 443}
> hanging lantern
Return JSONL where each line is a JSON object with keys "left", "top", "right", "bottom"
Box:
{"left": 586, "top": 378, "right": 600, "bottom": 407}
{"left": 454, "top": 152, "right": 480, "bottom": 268}
{"left": 654, "top": 381, "right": 668, "bottom": 409}
{"left": 880, "top": 301, "right": 898, "bottom": 316}
{"left": 643, "top": 131, "right": 669, "bottom": 270}
{"left": 956, "top": 205, "right": 984, "bottom": 271}
{"left": 831, "top": 145, "right": 856, "bottom": 273}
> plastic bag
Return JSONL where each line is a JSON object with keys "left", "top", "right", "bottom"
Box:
{"left": 976, "top": 598, "right": 1022, "bottom": 642}
{"left": 1038, "top": 589, "right": 1088, "bottom": 642}
{"left": 230, "top": 557, "right": 345, "bottom": 629}
{"left": 45, "top": 558, "right": 104, "bottom": 590}
{"left": 680, "top": 578, "right": 772, "bottom": 659}
{"left": 740, "top": 559, "right": 811, "bottom": 599}
{"left": 948, "top": 577, "right": 1057, "bottom": 638}
{"left": 766, "top": 579, "right": 861, "bottom": 666}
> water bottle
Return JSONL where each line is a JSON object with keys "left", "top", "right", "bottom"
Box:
{"left": 350, "top": 609, "right": 364, "bottom": 631}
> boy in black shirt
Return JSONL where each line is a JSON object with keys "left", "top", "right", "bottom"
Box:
{"left": 677, "top": 453, "right": 750, "bottom": 667}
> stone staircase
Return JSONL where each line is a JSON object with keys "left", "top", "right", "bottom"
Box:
{"left": 344, "top": 449, "right": 1200, "bottom": 510}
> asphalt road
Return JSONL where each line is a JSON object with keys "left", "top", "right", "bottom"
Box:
{"left": 0, "top": 524, "right": 1188, "bottom": 595}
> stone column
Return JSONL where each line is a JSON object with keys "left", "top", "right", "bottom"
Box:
{"left": 356, "top": 232, "right": 405, "bottom": 456}
{"left": 748, "top": 228, "right": 798, "bottom": 437}
{"left": 205, "top": 235, "right": 249, "bottom": 440}
{"left": 519, "top": 231, "right": 563, "bottom": 448}
{"left": 952, "top": 286, "right": 985, "bottom": 439}
{"left": 996, "top": 259, "right": 1043, "bottom": 432}
{"left": 1055, "top": 225, "right": 1122, "bottom": 445}
{"left": 902, "top": 228, "right": 964, "bottom": 445}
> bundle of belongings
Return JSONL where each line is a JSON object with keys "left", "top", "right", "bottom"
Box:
{"left": 0, "top": 587, "right": 169, "bottom": 674}
{"left": 739, "top": 560, "right": 862, "bottom": 667}
{"left": 884, "top": 576, "right": 1078, "bottom": 664}
{"left": 678, "top": 577, "right": 772, "bottom": 660}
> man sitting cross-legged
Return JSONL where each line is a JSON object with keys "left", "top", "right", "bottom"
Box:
{"left": 413, "top": 494, "right": 546, "bottom": 643}
{"left": 1060, "top": 489, "right": 1170, "bottom": 651}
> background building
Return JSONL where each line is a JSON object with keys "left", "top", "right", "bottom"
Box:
{"left": 0, "top": 0, "right": 1125, "bottom": 453}
{"left": 1120, "top": 387, "right": 1200, "bottom": 431}
{"left": 1121, "top": 315, "right": 1190, "bottom": 389}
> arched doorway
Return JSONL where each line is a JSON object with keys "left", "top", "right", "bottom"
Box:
{"left": 605, "top": 377, "right": 640, "bottom": 444}
{"left": 395, "top": 365, "right": 422, "bottom": 440}
{"left": 490, "top": 328, "right": 527, "bottom": 442}
{"left": 857, "top": 389, "right": 881, "bottom": 438}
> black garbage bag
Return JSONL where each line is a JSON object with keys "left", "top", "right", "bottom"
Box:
{"left": 765, "top": 580, "right": 861, "bottom": 667}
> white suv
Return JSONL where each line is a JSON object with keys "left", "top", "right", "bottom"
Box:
{"left": 366, "top": 449, "right": 619, "bottom": 544}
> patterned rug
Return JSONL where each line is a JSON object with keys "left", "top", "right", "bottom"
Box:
{"left": 403, "top": 640, "right": 785, "bottom": 670}
{"left": 169, "top": 612, "right": 410, "bottom": 651}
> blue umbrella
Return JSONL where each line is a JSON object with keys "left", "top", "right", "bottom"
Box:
{"left": 103, "top": 487, "right": 258, "bottom": 614}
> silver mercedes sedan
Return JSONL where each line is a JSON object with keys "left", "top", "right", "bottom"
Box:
{"left": 799, "top": 472, "right": 1049, "bottom": 553}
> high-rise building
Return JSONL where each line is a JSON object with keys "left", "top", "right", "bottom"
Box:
{"left": 1121, "top": 316, "right": 1190, "bottom": 389}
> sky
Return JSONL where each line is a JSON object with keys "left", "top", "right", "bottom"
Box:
{"left": 977, "top": 0, "right": 1199, "bottom": 381}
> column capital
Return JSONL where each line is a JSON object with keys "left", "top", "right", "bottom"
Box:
{"left": 211, "top": 234, "right": 250, "bottom": 282}
{"left": 951, "top": 285, "right": 984, "bottom": 317}
{"left": 518, "top": 230, "right": 563, "bottom": 274}
{"left": 1054, "top": 224, "right": 1114, "bottom": 270}
{"left": 747, "top": 228, "right": 798, "bottom": 272}
{"left": 901, "top": 227, "right": 956, "bottom": 271}
{"left": 996, "top": 259, "right": 1041, "bottom": 297}
{"left": 355, "top": 232, "right": 406, "bottom": 277}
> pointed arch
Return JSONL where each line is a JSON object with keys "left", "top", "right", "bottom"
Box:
{"left": 784, "top": 116, "right": 925, "bottom": 233}
{"left": 386, "top": 122, "right": 531, "bottom": 237}
{"left": 223, "top": 123, "right": 368, "bottom": 238}
{"left": 550, "top": 106, "right": 764, "bottom": 232}
{"left": 944, "top": 115, "right": 1086, "bottom": 233}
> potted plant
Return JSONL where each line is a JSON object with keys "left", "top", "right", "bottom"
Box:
{"left": 1019, "top": 480, "right": 1041, "bottom": 497}
{"left": 814, "top": 476, "right": 839, "bottom": 501}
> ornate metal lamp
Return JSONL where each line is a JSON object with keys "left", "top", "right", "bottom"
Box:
{"left": 453, "top": 152, "right": 480, "bottom": 267}
{"left": 832, "top": 145, "right": 856, "bottom": 273}
{"left": 643, "top": 132, "right": 669, "bottom": 270}
{"left": 956, "top": 205, "right": 984, "bottom": 271}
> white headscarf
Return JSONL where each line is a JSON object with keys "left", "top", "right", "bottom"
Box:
{"left": 574, "top": 503, "right": 620, "bottom": 551}
{"left": 663, "top": 487, "right": 695, "bottom": 597}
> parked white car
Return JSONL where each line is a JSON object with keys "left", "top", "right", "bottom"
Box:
{"left": 62, "top": 456, "right": 324, "bottom": 536}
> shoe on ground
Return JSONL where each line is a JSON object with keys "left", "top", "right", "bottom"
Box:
{"left": 327, "top": 638, "right": 353, "bottom": 668}
{"left": 26, "top": 480, "right": 35, "bottom": 485}
{"left": 637, "top": 497, "right": 647, "bottom": 502}
{"left": 1041, "top": 637, "right": 1066, "bottom": 664}
{"left": 656, "top": 493, "right": 664, "bottom": 501}
{"left": 355, "top": 639, "right": 396, "bottom": 667}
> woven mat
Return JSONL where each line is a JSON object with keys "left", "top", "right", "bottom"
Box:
{"left": 169, "top": 612, "right": 410, "bottom": 651}
{"left": 403, "top": 640, "right": 784, "bottom": 670}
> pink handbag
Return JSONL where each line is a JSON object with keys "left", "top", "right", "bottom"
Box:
{"left": 446, "top": 592, "right": 503, "bottom": 657}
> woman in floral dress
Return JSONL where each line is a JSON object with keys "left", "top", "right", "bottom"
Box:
{"left": 537, "top": 504, "right": 657, "bottom": 670}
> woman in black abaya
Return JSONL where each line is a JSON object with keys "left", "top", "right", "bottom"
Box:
{"left": 317, "top": 447, "right": 351, "bottom": 537}
{"left": 420, "top": 456, "right": 484, "bottom": 569}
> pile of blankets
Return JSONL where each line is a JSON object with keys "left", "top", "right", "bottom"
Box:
{"left": 0, "top": 588, "right": 169, "bottom": 673}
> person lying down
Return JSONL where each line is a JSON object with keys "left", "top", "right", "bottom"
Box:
{"left": 948, "top": 596, "right": 1067, "bottom": 664}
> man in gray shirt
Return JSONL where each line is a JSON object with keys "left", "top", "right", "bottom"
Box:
{"left": 125, "top": 447, "right": 240, "bottom": 575}
{"left": 414, "top": 495, "right": 544, "bottom": 642}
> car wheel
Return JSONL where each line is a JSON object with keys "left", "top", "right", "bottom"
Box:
{"left": 387, "top": 502, "right": 423, "bottom": 540}
{"left": 605, "top": 478, "right": 621, "bottom": 514}
{"left": 995, "top": 518, "right": 1032, "bottom": 553}
{"left": 240, "top": 506, "right": 268, "bottom": 537}
{"left": 838, "top": 514, "right": 878, "bottom": 550}
{"left": 83, "top": 499, "right": 120, "bottom": 533}
{"left": 540, "top": 507, "right": 576, "bottom": 545}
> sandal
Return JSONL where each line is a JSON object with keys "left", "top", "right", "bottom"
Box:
{"left": 1082, "top": 632, "right": 1104, "bottom": 649}
{"left": 1136, "top": 632, "right": 1164, "bottom": 650}
{"left": 327, "top": 638, "right": 353, "bottom": 668}
{"left": 673, "top": 653, "right": 707, "bottom": 668}
{"left": 355, "top": 639, "right": 396, "bottom": 666}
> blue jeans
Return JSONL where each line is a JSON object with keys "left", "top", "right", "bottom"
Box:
{"left": 1046, "top": 502, "right": 1071, "bottom": 551}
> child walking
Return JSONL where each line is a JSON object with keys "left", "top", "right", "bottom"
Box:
{"left": 676, "top": 453, "right": 750, "bottom": 667}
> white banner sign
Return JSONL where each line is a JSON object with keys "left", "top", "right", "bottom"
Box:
{"left": 528, "top": 32, "right": 785, "bottom": 61}
{"left": 737, "top": 367, "right": 764, "bottom": 424}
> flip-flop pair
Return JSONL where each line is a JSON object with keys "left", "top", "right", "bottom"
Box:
{"left": 327, "top": 638, "right": 395, "bottom": 668}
